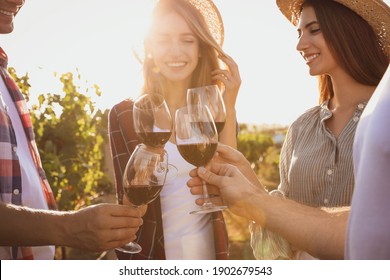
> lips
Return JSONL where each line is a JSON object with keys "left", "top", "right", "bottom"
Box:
{"left": 0, "top": 9, "right": 15, "bottom": 17}
{"left": 304, "top": 53, "right": 320, "bottom": 63}
{"left": 166, "top": 62, "right": 187, "bottom": 68}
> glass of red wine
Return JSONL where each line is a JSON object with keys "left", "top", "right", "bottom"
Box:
{"left": 133, "top": 93, "right": 172, "bottom": 147}
{"left": 116, "top": 144, "right": 169, "bottom": 254}
{"left": 187, "top": 85, "right": 226, "bottom": 134}
{"left": 175, "top": 105, "right": 228, "bottom": 214}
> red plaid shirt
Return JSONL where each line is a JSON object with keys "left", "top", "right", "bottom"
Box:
{"left": 0, "top": 47, "right": 57, "bottom": 260}
{"left": 108, "top": 99, "right": 229, "bottom": 260}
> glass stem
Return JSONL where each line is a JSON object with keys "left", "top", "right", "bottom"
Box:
{"left": 202, "top": 179, "right": 213, "bottom": 207}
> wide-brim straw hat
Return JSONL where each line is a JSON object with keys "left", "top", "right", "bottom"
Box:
{"left": 133, "top": 0, "right": 224, "bottom": 63}
{"left": 188, "top": 0, "right": 224, "bottom": 46}
{"left": 276, "top": 0, "right": 390, "bottom": 59}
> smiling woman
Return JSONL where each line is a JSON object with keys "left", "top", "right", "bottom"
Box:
{"left": 248, "top": 0, "right": 390, "bottom": 260}
{"left": 0, "top": 0, "right": 312, "bottom": 126}
{"left": 108, "top": 0, "right": 244, "bottom": 260}
{"left": 2, "top": 0, "right": 390, "bottom": 124}
{"left": 147, "top": 11, "right": 201, "bottom": 84}
{"left": 0, "top": 0, "right": 24, "bottom": 34}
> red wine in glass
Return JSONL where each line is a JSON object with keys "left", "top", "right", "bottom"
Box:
{"left": 177, "top": 142, "right": 217, "bottom": 167}
{"left": 133, "top": 93, "right": 172, "bottom": 147}
{"left": 136, "top": 131, "right": 172, "bottom": 147}
{"left": 214, "top": 122, "right": 226, "bottom": 134}
{"left": 116, "top": 144, "right": 168, "bottom": 254}
{"left": 123, "top": 185, "right": 163, "bottom": 206}
{"left": 175, "top": 105, "right": 227, "bottom": 215}
{"left": 187, "top": 85, "right": 226, "bottom": 134}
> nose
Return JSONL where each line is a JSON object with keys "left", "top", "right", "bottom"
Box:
{"left": 296, "top": 32, "right": 309, "bottom": 53}
{"left": 168, "top": 39, "right": 183, "bottom": 56}
{"left": 7, "top": 0, "right": 25, "bottom": 8}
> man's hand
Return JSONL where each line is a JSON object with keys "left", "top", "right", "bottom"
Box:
{"left": 65, "top": 203, "right": 144, "bottom": 252}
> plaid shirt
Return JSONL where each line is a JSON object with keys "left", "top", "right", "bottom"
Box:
{"left": 108, "top": 99, "right": 229, "bottom": 260}
{"left": 0, "top": 47, "right": 56, "bottom": 260}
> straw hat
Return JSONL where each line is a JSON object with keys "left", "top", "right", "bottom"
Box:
{"left": 276, "top": 0, "right": 390, "bottom": 58}
{"left": 187, "top": 0, "right": 224, "bottom": 46}
{"left": 132, "top": 0, "right": 224, "bottom": 63}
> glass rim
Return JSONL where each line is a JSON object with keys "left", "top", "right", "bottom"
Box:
{"left": 175, "top": 104, "right": 213, "bottom": 112}
{"left": 186, "top": 84, "right": 220, "bottom": 93}
{"left": 135, "top": 143, "right": 167, "bottom": 155}
{"left": 174, "top": 104, "right": 216, "bottom": 125}
{"left": 133, "top": 93, "right": 167, "bottom": 110}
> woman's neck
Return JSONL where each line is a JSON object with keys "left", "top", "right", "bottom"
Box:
{"left": 325, "top": 70, "right": 376, "bottom": 138}
{"left": 161, "top": 80, "right": 190, "bottom": 144}
{"left": 328, "top": 71, "right": 375, "bottom": 111}
{"left": 162, "top": 80, "right": 188, "bottom": 118}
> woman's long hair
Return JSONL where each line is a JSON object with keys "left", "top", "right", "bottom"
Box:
{"left": 302, "top": 0, "right": 388, "bottom": 103}
{"left": 142, "top": 0, "right": 225, "bottom": 95}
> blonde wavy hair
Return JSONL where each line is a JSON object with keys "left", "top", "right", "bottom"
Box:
{"left": 142, "top": 0, "right": 225, "bottom": 95}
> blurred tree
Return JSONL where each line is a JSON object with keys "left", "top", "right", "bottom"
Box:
{"left": 237, "top": 126, "right": 285, "bottom": 189}
{"left": 9, "top": 67, "right": 287, "bottom": 259}
{"left": 237, "top": 129, "right": 273, "bottom": 168}
{"left": 9, "top": 68, "right": 112, "bottom": 211}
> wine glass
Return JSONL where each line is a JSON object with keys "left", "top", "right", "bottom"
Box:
{"left": 116, "top": 144, "right": 169, "bottom": 253}
{"left": 133, "top": 93, "right": 172, "bottom": 147}
{"left": 175, "top": 105, "right": 228, "bottom": 214}
{"left": 187, "top": 85, "right": 226, "bottom": 134}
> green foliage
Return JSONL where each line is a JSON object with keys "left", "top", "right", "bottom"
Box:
{"left": 237, "top": 125, "right": 286, "bottom": 189}
{"left": 238, "top": 132, "right": 273, "bottom": 167}
{"left": 8, "top": 67, "right": 31, "bottom": 102}
{"left": 8, "top": 66, "right": 287, "bottom": 259}
{"left": 9, "top": 68, "right": 112, "bottom": 211}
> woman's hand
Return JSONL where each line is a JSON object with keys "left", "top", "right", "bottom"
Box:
{"left": 212, "top": 53, "right": 241, "bottom": 111}
{"left": 212, "top": 53, "right": 241, "bottom": 148}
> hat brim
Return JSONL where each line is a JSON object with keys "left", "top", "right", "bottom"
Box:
{"left": 132, "top": 0, "right": 224, "bottom": 64}
{"left": 189, "top": 0, "right": 224, "bottom": 46}
{"left": 276, "top": 0, "right": 390, "bottom": 59}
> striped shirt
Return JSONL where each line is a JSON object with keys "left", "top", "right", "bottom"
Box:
{"left": 250, "top": 100, "right": 367, "bottom": 259}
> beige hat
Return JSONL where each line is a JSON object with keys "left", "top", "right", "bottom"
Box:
{"left": 133, "top": 0, "right": 224, "bottom": 63}
{"left": 276, "top": 0, "right": 390, "bottom": 58}
{"left": 188, "top": 0, "right": 224, "bottom": 46}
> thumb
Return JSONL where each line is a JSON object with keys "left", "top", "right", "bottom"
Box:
{"left": 197, "top": 165, "right": 223, "bottom": 186}
{"left": 216, "top": 142, "right": 230, "bottom": 156}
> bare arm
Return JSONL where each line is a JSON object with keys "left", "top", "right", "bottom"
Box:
{"left": 195, "top": 163, "right": 348, "bottom": 259}
{"left": 0, "top": 202, "right": 143, "bottom": 252}
{"left": 248, "top": 193, "right": 348, "bottom": 259}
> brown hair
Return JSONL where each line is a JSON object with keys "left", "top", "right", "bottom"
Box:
{"left": 302, "top": 0, "right": 388, "bottom": 103}
{"left": 142, "top": 0, "right": 225, "bottom": 95}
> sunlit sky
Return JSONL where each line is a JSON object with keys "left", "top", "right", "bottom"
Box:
{"left": 1, "top": 0, "right": 389, "bottom": 125}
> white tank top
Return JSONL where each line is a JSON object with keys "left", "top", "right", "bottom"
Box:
{"left": 159, "top": 141, "right": 215, "bottom": 259}
{"left": 0, "top": 77, "right": 54, "bottom": 259}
